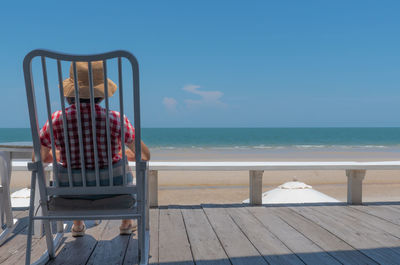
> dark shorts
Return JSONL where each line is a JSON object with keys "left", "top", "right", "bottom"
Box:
{"left": 55, "top": 160, "right": 134, "bottom": 200}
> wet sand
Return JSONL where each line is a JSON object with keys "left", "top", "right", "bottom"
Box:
{"left": 10, "top": 148, "right": 400, "bottom": 204}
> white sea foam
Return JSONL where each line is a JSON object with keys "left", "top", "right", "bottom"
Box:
{"left": 152, "top": 144, "right": 400, "bottom": 151}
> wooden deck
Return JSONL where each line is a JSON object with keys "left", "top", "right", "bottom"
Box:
{"left": 2, "top": 203, "right": 400, "bottom": 264}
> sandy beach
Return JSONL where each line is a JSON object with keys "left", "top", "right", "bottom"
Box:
{"left": 10, "top": 147, "right": 400, "bottom": 205}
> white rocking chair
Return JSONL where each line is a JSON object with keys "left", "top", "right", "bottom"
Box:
{"left": 23, "top": 49, "right": 149, "bottom": 264}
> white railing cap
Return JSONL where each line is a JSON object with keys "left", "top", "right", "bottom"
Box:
{"left": 11, "top": 160, "right": 400, "bottom": 171}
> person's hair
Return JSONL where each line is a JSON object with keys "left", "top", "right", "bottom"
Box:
{"left": 66, "top": 97, "right": 103, "bottom": 105}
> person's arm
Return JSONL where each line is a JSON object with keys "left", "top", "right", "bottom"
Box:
{"left": 125, "top": 141, "right": 150, "bottom": 161}
{"left": 121, "top": 115, "right": 150, "bottom": 161}
{"left": 32, "top": 146, "right": 54, "bottom": 163}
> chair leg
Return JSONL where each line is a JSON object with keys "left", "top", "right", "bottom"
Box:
{"left": 0, "top": 192, "right": 4, "bottom": 228}
{"left": 26, "top": 177, "right": 64, "bottom": 264}
{"left": 29, "top": 224, "right": 64, "bottom": 265}
{"left": 138, "top": 216, "right": 149, "bottom": 265}
{"left": 0, "top": 221, "right": 18, "bottom": 246}
{"left": 0, "top": 188, "right": 17, "bottom": 246}
{"left": 25, "top": 214, "right": 34, "bottom": 265}
{"left": 137, "top": 216, "right": 142, "bottom": 261}
{"left": 25, "top": 171, "right": 37, "bottom": 265}
{"left": 43, "top": 220, "right": 55, "bottom": 259}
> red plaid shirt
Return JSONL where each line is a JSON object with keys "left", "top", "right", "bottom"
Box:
{"left": 40, "top": 103, "right": 135, "bottom": 168}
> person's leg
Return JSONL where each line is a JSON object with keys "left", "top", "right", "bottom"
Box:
{"left": 120, "top": 219, "right": 137, "bottom": 235}
{"left": 72, "top": 220, "right": 85, "bottom": 237}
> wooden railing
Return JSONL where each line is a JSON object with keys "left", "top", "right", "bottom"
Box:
{"left": 11, "top": 160, "right": 400, "bottom": 206}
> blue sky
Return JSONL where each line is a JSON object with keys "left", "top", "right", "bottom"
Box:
{"left": 1, "top": 0, "right": 400, "bottom": 127}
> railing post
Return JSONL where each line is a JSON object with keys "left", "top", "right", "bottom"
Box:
{"left": 149, "top": 170, "right": 158, "bottom": 208}
{"left": 346, "top": 169, "right": 366, "bottom": 205}
{"left": 0, "top": 151, "right": 13, "bottom": 228}
{"left": 249, "top": 170, "right": 264, "bottom": 205}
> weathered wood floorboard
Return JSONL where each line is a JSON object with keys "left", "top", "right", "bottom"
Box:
{"left": 3, "top": 204, "right": 400, "bottom": 265}
{"left": 158, "top": 207, "right": 194, "bottom": 265}
{"left": 383, "top": 204, "right": 400, "bottom": 213}
{"left": 351, "top": 205, "right": 400, "bottom": 226}
{"left": 122, "top": 227, "right": 139, "bottom": 265}
{"left": 181, "top": 206, "right": 231, "bottom": 265}
{"left": 47, "top": 220, "right": 109, "bottom": 265}
{"left": 1, "top": 212, "right": 61, "bottom": 265}
{"left": 291, "top": 206, "right": 400, "bottom": 265}
{"left": 203, "top": 205, "right": 268, "bottom": 265}
{"left": 274, "top": 207, "right": 378, "bottom": 265}
{"left": 147, "top": 208, "right": 159, "bottom": 265}
{"left": 227, "top": 206, "right": 304, "bottom": 265}
{"left": 312, "top": 206, "right": 400, "bottom": 248}
{"left": 249, "top": 207, "right": 341, "bottom": 265}
{"left": 86, "top": 220, "right": 131, "bottom": 265}
{"left": 330, "top": 206, "right": 400, "bottom": 240}
{"left": 0, "top": 211, "right": 30, "bottom": 264}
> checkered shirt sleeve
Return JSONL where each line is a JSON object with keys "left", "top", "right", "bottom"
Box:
{"left": 39, "top": 110, "right": 62, "bottom": 148}
{"left": 109, "top": 111, "right": 135, "bottom": 144}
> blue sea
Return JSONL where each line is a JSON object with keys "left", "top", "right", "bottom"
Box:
{"left": 1, "top": 128, "right": 400, "bottom": 151}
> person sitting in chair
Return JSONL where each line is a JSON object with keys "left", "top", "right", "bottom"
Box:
{"left": 37, "top": 61, "right": 150, "bottom": 237}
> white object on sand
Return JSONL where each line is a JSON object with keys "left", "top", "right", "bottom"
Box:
{"left": 11, "top": 188, "right": 30, "bottom": 208}
{"left": 243, "top": 181, "right": 340, "bottom": 204}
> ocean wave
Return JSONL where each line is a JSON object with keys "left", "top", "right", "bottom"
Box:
{"left": 294, "top": 145, "right": 327, "bottom": 149}
{"left": 151, "top": 144, "right": 400, "bottom": 151}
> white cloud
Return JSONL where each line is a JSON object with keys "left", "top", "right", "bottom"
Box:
{"left": 162, "top": 97, "right": 178, "bottom": 111}
{"left": 182, "top": 84, "right": 226, "bottom": 108}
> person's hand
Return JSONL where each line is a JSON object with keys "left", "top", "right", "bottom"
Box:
{"left": 42, "top": 149, "right": 60, "bottom": 163}
{"left": 119, "top": 148, "right": 150, "bottom": 161}
{"left": 124, "top": 149, "right": 136, "bottom": 161}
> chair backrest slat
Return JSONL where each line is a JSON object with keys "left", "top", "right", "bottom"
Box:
{"left": 132, "top": 60, "right": 142, "bottom": 161}
{"left": 118, "top": 57, "right": 127, "bottom": 185}
{"left": 57, "top": 60, "right": 73, "bottom": 187}
{"left": 102, "top": 60, "right": 114, "bottom": 185}
{"left": 87, "top": 62, "right": 100, "bottom": 186}
{"left": 41, "top": 57, "right": 59, "bottom": 187}
{"left": 72, "top": 62, "right": 87, "bottom": 186}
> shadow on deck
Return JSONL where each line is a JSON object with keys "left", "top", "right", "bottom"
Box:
{"left": 1, "top": 202, "right": 400, "bottom": 264}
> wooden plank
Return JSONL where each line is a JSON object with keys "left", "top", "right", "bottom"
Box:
{"left": 226, "top": 207, "right": 304, "bottom": 265}
{"left": 351, "top": 205, "right": 400, "bottom": 226}
{"left": 272, "top": 207, "right": 378, "bottom": 264}
{"left": 31, "top": 220, "right": 108, "bottom": 265}
{"left": 383, "top": 204, "right": 400, "bottom": 214}
{"left": 86, "top": 220, "right": 131, "bottom": 265}
{"left": 181, "top": 206, "right": 230, "bottom": 265}
{"left": 0, "top": 212, "right": 30, "bottom": 264}
{"left": 202, "top": 205, "right": 268, "bottom": 265}
{"left": 4, "top": 235, "right": 43, "bottom": 265}
{"left": 248, "top": 207, "right": 341, "bottom": 265}
{"left": 291, "top": 206, "right": 400, "bottom": 264}
{"left": 347, "top": 205, "right": 400, "bottom": 230}
{"left": 122, "top": 230, "right": 139, "bottom": 265}
{"left": 158, "top": 207, "right": 194, "bottom": 265}
{"left": 6, "top": 219, "right": 69, "bottom": 264}
{"left": 312, "top": 206, "right": 400, "bottom": 247}
{"left": 148, "top": 208, "right": 159, "bottom": 265}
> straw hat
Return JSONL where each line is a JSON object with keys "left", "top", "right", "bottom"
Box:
{"left": 63, "top": 61, "right": 117, "bottom": 99}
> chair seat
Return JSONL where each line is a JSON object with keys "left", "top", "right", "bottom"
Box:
{"left": 48, "top": 194, "right": 136, "bottom": 211}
